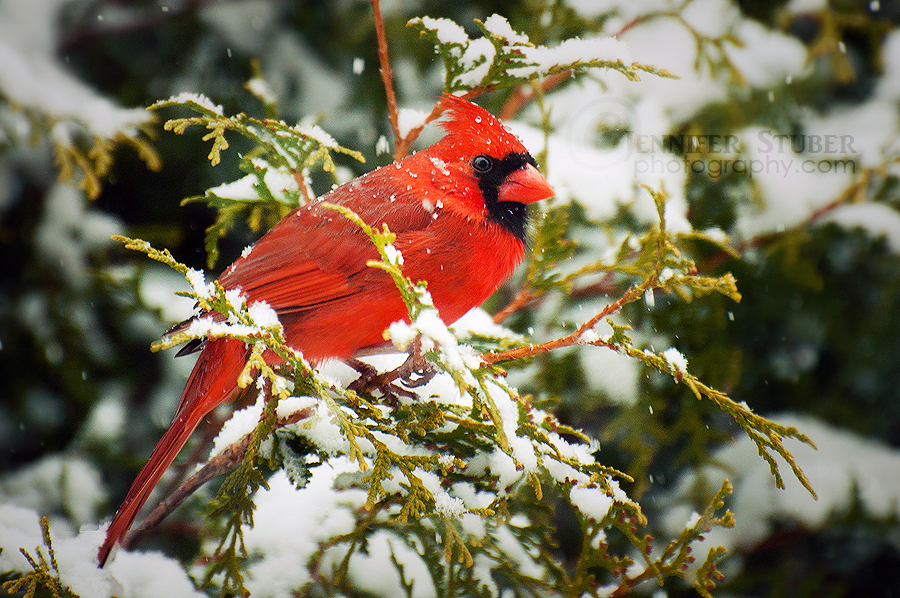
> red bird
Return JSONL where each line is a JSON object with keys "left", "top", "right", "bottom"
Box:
{"left": 98, "top": 94, "right": 554, "bottom": 565}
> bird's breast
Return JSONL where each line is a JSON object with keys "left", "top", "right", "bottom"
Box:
{"left": 397, "top": 212, "right": 526, "bottom": 325}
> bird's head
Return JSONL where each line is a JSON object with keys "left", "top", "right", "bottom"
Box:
{"left": 420, "top": 94, "right": 555, "bottom": 241}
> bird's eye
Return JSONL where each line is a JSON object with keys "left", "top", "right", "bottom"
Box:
{"left": 471, "top": 155, "right": 493, "bottom": 173}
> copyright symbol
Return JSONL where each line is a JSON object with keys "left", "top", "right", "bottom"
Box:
{"left": 564, "top": 96, "right": 638, "bottom": 171}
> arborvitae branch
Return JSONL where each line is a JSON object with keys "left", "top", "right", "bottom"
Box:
{"left": 1, "top": 518, "right": 73, "bottom": 598}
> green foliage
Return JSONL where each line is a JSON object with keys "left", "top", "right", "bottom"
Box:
{"left": 408, "top": 15, "right": 674, "bottom": 94}
{"left": 149, "top": 96, "right": 365, "bottom": 268}
{"left": 489, "top": 185, "right": 817, "bottom": 499}
{"left": 87, "top": 13, "right": 820, "bottom": 594}
{"left": 0, "top": 96, "right": 161, "bottom": 200}
{"left": 109, "top": 138, "right": 766, "bottom": 593}
{"left": 109, "top": 125, "right": 802, "bottom": 596}
{"left": 13, "top": 1, "right": 900, "bottom": 596}
{"left": 114, "top": 229, "right": 655, "bottom": 596}
{"left": 53, "top": 127, "right": 162, "bottom": 201}
{"left": 1, "top": 518, "right": 76, "bottom": 598}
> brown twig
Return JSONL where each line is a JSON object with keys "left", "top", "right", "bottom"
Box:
{"left": 393, "top": 87, "right": 486, "bottom": 159}
{"left": 371, "top": 1, "right": 483, "bottom": 158}
{"left": 569, "top": 272, "right": 620, "bottom": 300}
{"left": 701, "top": 171, "right": 866, "bottom": 271}
{"left": 371, "top": 0, "right": 401, "bottom": 159}
{"left": 394, "top": 102, "right": 442, "bottom": 159}
{"left": 294, "top": 168, "right": 314, "bottom": 204}
{"left": 482, "top": 283, "right": 645, "bottom": 364}
{"left": 155, "top": 408, "right": 226, "bottom": 502}
{"left": 613, "top": 13, "right": 659, "bottom": 38}
{"left": 492, "top": 288, "right": 535, "bottom": 325}
{"left": 122, "top": 405, "right": 314, "bottom": 549}
{"left": 499, "top": 71, "right": 572, "bottom": 121}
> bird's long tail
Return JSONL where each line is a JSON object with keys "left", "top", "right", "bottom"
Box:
{"left": 97, "top": 337, "right": 249, "bottom": 566}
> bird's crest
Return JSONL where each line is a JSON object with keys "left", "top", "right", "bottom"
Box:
{"left": 437, "top": 94, "right": 526, "bottom": 158}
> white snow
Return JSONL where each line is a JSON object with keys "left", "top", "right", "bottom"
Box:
{"left": 723, "top": 19, "right": 808, "bottom": 88}
{"left": 665, "top": 414, "right": 900, "bottom": 555}
{"left": 224, "top": 288, "right": 246, "bottom": 315}
{"left": 211, "top": 395, "right": 317, "bottom": 459}
{"left": 818, "top": 202, "right": 900, "bottom": 254}
{"left": 876, "top": 29, "right": 900, "bottom": 101}
{"left": 733, "top": 126, "right": 854, "bottom": 240}
{"left": 429, "top": 155, "right": 451, "bottom": 176}
{"left": 0, "top": 456, "right": 105, "bottom": 528}
{"left": 786, "top": 0, "right": 828, "bottom": 13}
{"left": 433, "top": 490, "right": 467, "bottom": 516}
{"left": 294, "top": 121, "right": 339, "bottom": 148}
{"left": 163, "top": 92, "right": 223, "bottom": 115}
{"left": 0, "top": 504, "right": 203, "bottom": 598}
{"left": 569, "top": 0, "right": 677, "bottom": 21}
{"left": 210, "top": 403, "right": 261, "bottom": 458}
{"left": 247, "top": 300, "right": 281, "bottom": 328}
{"left": 130, "top": 265, "right": 196, "bottom": 324}
{"left": 239, "top": 462, "right": 437, "bottom": 597}
{"left": 803, "top": 100, "right": 899, "bottom": 168}
{"left": 460, "top": 38, "right": 498, "bottom": 87}
{"left": 662, "top": 347, "right": 688, "bottom": 373}
{"left": 483, "top": 14, "right": 529, "bottom": 44}
{"left": 685, "top": 511, "right": 701, "bottom": 528}
{"left": 35, "top": 184, "right": 123, "bottom": 291}
{"left": 397, "top": 107, "right": 431, "bottom": 138}
{"left": 542, "top": 456, "right": 590, "bottom": 486}
{"left": 208, "top": 158, "right": 300, "bottom": 202}
{"left": 382, "top": 243, "right": 404, "bottom": 266}
{"left": 450, "top": 307, "right": 526, "bottom": 343}
{"left": 387, "top": 308, "right": 476, "bottom": 375}
{"left": 375, "top": 134, "right": 391, "bottom": 155}
{"left": 185, "top": 269, "right": 214, "bottom": 299}
{"left": 106, "top": 549, "right": 205, "bottom": 598}
{"left": 616, "top": 17, "right": 729, "bottom": 122}
{"left": 247, "top": 76, "right": 276, "bottom": 104}
{"left": 337, "top": 530, "right": 436, "bottom": 598}
{"left": 0, "top": 34, "right": 150, "bottom": 140}
{"left": 569, "top": 486, "right": 614, "bottom": 521}
{"left": 289, "top": 400, "right": 356, "bottom": 456}
{"left": 680, "top": 0, "right": 740, "bottom": 39}
{"left": 416, "top": 16, "right": 469, "bottom": 46}
{"left": 79, "top": 388, "right": 127, "bottom": 443}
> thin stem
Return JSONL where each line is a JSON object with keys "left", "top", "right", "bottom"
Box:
{"left": 492, "top": 288, "right": 533, "bottom": 324}
{"left": 371, "top": 0, "right": 401, "bottom": 157}
{"left": 395, "top": 88, "right": 484, "bottom": 159}
{"left": 482, "top": 283, "right": 645, "bottom": 364}
{"left": 499, "top": 71, "right": 571, "bottom": 120}
{"left": 123, "top": 406, "right": 313, "bottom": 549}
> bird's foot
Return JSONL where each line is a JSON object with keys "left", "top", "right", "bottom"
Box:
{"left": 347, "top": 342, "right": 436, "bottom": 400}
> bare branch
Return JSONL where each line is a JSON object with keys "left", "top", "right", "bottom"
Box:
{"left": 492, "top": 288, "right": 535, "bottom": 325}
{"left": 123, "top": 406, "right": 314, "bottom": 549}
{"left": 371, "top": 0, "right": 401, "bottom": 158}
{"left": 483, "top": 283, "right": 644, "bottom": 364}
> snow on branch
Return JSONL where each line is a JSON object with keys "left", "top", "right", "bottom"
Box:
{"left": 0, "top": 39, "right": 160, "bottom": 198}
{"left": 409, "top": 14, "right": 674, "bottom": 94}
{"left": 150, "top": 94, "right": 365, "bottom": 267}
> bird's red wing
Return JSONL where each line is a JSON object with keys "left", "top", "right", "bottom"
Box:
{"left": 217, "top": 168, "right": 434, "bottom": 314}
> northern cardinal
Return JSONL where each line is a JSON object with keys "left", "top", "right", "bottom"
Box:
{"left": 98, "top": 94, "right": 554, "bottom": 565}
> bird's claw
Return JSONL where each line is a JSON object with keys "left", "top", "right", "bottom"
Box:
{"left": 346, "top": 342, "right": 435, "bottom": 399}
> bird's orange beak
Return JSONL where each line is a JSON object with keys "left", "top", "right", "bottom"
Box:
{"left": 498, "top": 163, "right": 555, "bottom": 204}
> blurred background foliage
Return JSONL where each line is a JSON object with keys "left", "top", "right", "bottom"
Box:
{"left": 2, "top": 0, "right": 900, "bottom": 596}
